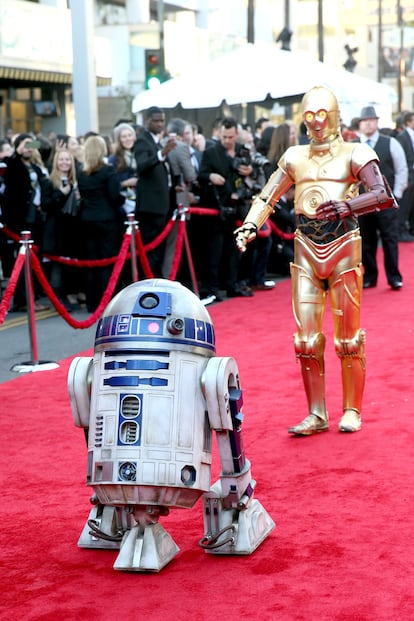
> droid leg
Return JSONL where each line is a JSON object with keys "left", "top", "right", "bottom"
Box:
{"left": 113, "top": 507, "right": 180, "bottom": 572}
{"left": 288, "top": 264, "right": 329, "bottom": 435}
{"left": 78, "top": 501, "right": 134, "bottom": 550}
{"left": 201, "top": 357, "right": 275, "bottom": 555}
{"left": 330, "top": 267, "right": 365, "bottom": 432}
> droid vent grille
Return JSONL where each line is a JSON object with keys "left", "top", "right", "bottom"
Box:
{"left": 118, "top": 461, "right": 137, "bottom": 481}
{"left": 121, "top": 395, "right": 141, "bottom": 418}
{"left": 120, "top": 421, "right": 139, "bottom": 444}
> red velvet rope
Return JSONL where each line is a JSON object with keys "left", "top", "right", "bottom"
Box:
{"left": 268, "top": 219, "right": 295, "bottom": 241}
{"left": 0, "top": 252, "right": 25, "bottom": 325}
{"left": 30, "top": 233, "right": 131, "bottom": 329}
{"left": 168, "top": 218, "right": 186, "bottom": 281}
{"left": 135, "top": 228, "right": 153, "bottom": 278}
{"left": 0, "top": 206, "right": 294, "bottom": 329}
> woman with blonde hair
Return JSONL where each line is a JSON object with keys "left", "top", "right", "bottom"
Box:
{"left": 40, "top": 149, "right": 81, "bottom": 307}
{"left": 108, "top": 122, "right": 137, "bottom": 203}
{"left": 77, "top": 135, "right": 125, "bottom": 312}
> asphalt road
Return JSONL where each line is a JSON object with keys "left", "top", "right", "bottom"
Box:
{"left": 0, "top": 302, "right": 97, "bottom": 384}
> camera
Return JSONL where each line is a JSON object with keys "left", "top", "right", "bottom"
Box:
{"left": 232, "top": 145, "right": 251, "bottom": 171}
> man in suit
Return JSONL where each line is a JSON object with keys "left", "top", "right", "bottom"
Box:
{"left": 356, "top": 106, "right": 407, "bottom": 289}
{"left": 198, "top": 116, "right": 255, "bottom": 300}
{"left": 395, "top": 110, "right": 414, "bottom": 241}
{"left": 134, "top": 106, "right": 177, "bottom": 276}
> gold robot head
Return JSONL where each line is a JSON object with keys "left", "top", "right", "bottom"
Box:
{"left": 301, "top": 86, "right": 340, "bottom": 143}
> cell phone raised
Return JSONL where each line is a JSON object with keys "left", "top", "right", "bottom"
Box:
{"left": 25, "top": 140, "right": 41, "bottom": 149}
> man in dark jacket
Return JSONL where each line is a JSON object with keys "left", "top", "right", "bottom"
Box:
{"left": 198, "top": 116, "right": 254, "bottom": 300}
{"left": 2, "top": 133, "right": 47, "bottom": 309}
{"left": 356, "top": 106, "right": 407, "bottom": 290}
{"left": 134, "top": 106, "right": 177, "bottom": 276}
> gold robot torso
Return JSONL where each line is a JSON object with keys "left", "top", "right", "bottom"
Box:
{"left": 279, "top": 139, "right": 378, "bottom": 219}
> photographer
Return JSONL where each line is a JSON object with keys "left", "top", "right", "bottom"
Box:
{"left": 198, "top": 116, "right": 254, "bottom": 300}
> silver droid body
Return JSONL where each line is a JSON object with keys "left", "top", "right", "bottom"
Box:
{"left": 69, "top": 279, "right": 274, "bottom": 571}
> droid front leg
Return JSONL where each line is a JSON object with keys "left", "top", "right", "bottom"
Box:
{"left": 201, "top": 357, "right": 275, "bottom": 555}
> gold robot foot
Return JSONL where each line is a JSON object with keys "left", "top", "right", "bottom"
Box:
{"left": 288, "top": 413, "right": 329, "bottom": 436}
{"left": 338, "top": 408, "right": 361, "bottom": 433}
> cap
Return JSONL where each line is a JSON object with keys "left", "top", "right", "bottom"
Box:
{"left": 113, "top": 123, "right": 136, "bottom": 143}
{"left": 359, "top": 106, "right": 379, "bottom": 120}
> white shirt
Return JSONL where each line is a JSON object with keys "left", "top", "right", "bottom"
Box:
{"left": 360, "top": 129, "right": 408, "bottom": 199}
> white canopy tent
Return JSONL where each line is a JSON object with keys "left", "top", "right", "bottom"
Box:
{"left": 132, "top": 43, "right": 397, "bottom": 126}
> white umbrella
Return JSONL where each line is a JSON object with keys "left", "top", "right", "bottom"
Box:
{"left": 133, "top": 43, "right": 397, "bottom": 125}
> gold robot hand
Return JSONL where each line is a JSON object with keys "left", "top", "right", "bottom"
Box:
{"left": 315, "top": 200, "right": 352, "bottom": 221}
{"left": 234, "top": 222, "right": 258, "bottom": 252}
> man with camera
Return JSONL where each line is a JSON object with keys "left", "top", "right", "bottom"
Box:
{"left": 198, "top": 116, "right": 254, "bottom": 300}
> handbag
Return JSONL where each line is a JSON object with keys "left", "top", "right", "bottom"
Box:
{"left": 61, "top": 187, "right": 81, "bottom": 217}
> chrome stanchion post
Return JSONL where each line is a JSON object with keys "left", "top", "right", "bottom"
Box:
{"left": 11, "top": 230, "right": 59, "bottom": 374}
{"left": 125, "top": 213, "right": 139, "bottom": 283}
{"left": 22, "top": 230, "right": 39, "bottom": 364}
{"left": 179, "top": 206, "right": 199, "bottom": 298}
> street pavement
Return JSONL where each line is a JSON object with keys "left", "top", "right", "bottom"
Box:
{"left": 0, "top": 301, "right": 97, "bottom": 384}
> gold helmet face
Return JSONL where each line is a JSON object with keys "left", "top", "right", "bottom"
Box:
{"left": 302, "top": 86, "right": 340, "bottom": 142}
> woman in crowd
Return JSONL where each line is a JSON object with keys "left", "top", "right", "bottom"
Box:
{"left": 108, "top": 122, "right": 138, "bottom": 202}
{"left": 40, "top": 149, "right": 81, "bottom": 308}
{"left": 77, "top": 135, "right": 125, "bottom": 312}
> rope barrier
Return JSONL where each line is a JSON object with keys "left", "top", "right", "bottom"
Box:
{"left": 0, "top": 252, "right": 25, "bottom": 324}
{"left": 30, "top": 232, "right": 131, "bottom": 330}
{"left": 0, "top": 205, "right": 294, "bottom": 333}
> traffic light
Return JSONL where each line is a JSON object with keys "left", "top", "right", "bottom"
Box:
{"left": 145, "top": 49, "right": 164, "bottom": 89}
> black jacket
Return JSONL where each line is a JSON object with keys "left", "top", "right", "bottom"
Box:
{"left": 2, "top": 153, "right": 46, "bottom": 232}
{"left": 134, "top": 130, "right": 171, "bottom": 216}
{"left": 77, "top": 164, "right": 124, "bottom": 222}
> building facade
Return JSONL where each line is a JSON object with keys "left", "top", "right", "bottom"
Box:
{"left": 1, "top": 0, "right": 413, "bottom": 138}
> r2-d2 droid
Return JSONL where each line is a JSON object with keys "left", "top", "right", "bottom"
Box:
{"left": 68, "top": 279, "right": 274, "bottom": 572}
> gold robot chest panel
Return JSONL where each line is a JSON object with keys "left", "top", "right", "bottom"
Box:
{"left": 292, "top": 155, "right": 354, "bottom": 218}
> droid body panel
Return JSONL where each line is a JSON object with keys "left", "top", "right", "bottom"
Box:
{"left": 69, "top": 279, "right": 274, "bottom": 571}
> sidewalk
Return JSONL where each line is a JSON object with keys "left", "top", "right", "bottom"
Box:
{"left": 0, "top": 300, "right": 96, "bottom": 384}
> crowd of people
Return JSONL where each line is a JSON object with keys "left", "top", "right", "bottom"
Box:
{"left": 0, "top": 102, "right": 413, "bottom": 313}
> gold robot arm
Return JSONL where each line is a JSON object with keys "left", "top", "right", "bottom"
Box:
{"left": 234, "top": 167, "right": 293, "bottom": 251}
{"left": 315, "top": 160, "right": 397, "bottom": 221}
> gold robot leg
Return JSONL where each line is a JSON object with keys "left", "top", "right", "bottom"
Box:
{"left": 330, "top": 266, "right": 365, "bottom": 433}
{"left": 289, "top": 263, "right": 329, "bottom": 435}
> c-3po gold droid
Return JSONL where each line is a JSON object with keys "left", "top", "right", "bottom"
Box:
{"left": 235, "top": 86, "right": 397, "bottom": 436}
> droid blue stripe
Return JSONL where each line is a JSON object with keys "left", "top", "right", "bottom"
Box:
{"left": 206, "top": 322, "right": 214, "bottom": 345}
{"left": 184, "top": 317, "right": 195, "bottom": 339}
{"left": 104, "top": 377, "right": 168, "bottom": 387}
{"left": 104, "top": 360, "right": 169, "bottom": 371}
{"left": 196, "top": 320, "right": 205, "bottom": 341}
{"left": 95, "top": 334, "right": 215, "bottom": 352}
{"left": 96, "top": 314, "right": 215, "bottom": 350}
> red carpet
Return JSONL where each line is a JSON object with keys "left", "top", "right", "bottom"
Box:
{"left": 2, "top": 244, "right": 414, "bottom": 621}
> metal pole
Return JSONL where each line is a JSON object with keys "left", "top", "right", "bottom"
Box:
{"left": 126, "top": 214, "right": 139, "bottom": 283}
{"left": 11, "top": 231, "right": 59, "bottom": 374}
{"left": 246, "top": 0, "right": 255, "bottom": 130}
{"left": 285, "top": 0, "right": 290, "bottom": 29}
{"left": 377, "top": 0, "right": 383, "bottom": 82}
{"left": 22, "top": 231, "right": 39, "bottom": 365}
{"left": 181, "top": 209, "right": 199, "bottom": 298}
{"left": 318, "top": 0, "right": 324, "bottom": 62}
{"left": 397, "top": 0, "right": 405, "bottom": 112}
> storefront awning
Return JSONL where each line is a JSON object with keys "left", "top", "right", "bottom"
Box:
{"left": 0, "top": 66, "right": 111, "bottom": 86}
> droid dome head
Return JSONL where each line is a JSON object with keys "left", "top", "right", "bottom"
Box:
{"left": 301, "top": 85, "right": 340, "bottom": 143}
{"left": 95, "top": 279, "right": 215, "bottom": 357}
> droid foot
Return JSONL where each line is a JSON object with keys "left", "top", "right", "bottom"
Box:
{"left": 78, "top": 504, "right": 133, "bottom": 550}
{"left": 201, "top": 489, "right": 275, "bottom": 555}
{"left": 114, "top": 523, "right": 180, "bottom": 572}
{"left": 288, "top": 413, "right": 329, "bottom": 436}
{"left": 338, "top": 408, "right": 361, "bottom": 433}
